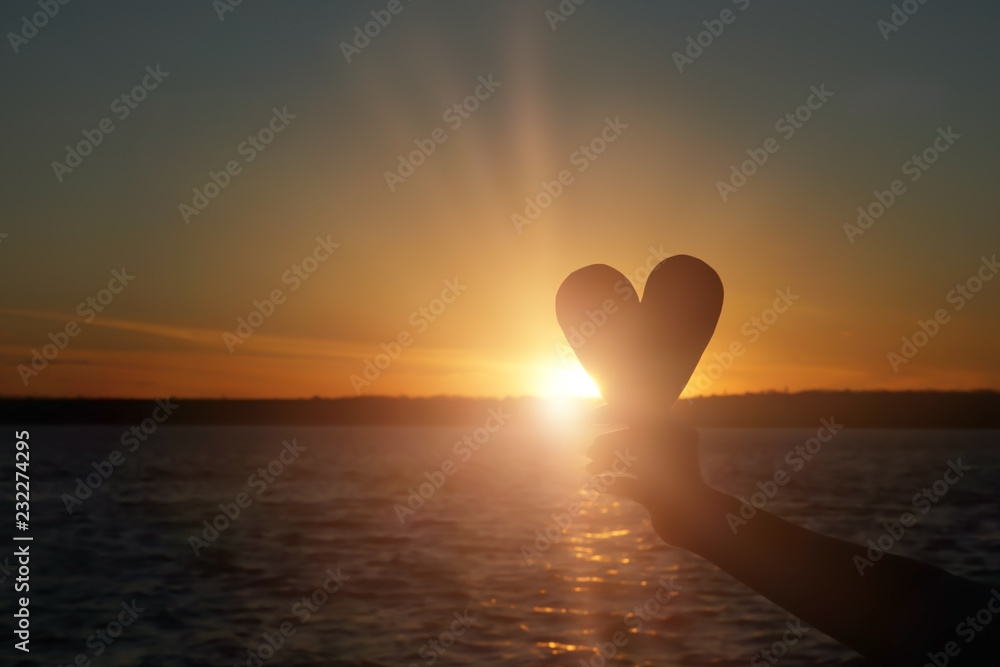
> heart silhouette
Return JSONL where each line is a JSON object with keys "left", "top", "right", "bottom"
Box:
{"left": 555, "top": 255, "right": 723, "bottom": 423}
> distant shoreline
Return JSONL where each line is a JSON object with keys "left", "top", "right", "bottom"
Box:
{"left": 2, "top": 391, "right": 998, "bottom": 428}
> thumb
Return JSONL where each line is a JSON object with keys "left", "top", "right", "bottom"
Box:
{"left": 588, "top": 403, "right": 626, "bottom": 426}
{"left": 599, "top": 474, "right": 649, "bottom": 506}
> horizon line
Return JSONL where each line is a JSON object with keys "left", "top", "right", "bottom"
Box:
{"left": 3, "top": 388, "right": 999, "bottom": 401}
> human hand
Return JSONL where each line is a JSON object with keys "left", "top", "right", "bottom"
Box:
{"left": 584, "top": 416, "right": 718, "bottom": 552}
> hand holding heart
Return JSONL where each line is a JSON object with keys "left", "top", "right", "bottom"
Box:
{"left": 555, "top": 254, "right": 723, "bottom": 422}
{"left": 555, "top": 255, "right": 725, "bottom": 548}
{"left": 556, "top": 256, "right": 1000, "bottom": 665}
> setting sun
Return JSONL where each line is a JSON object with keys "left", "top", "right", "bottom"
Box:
{"left": 536, "top": 363, "right": 603, "bottom": 398}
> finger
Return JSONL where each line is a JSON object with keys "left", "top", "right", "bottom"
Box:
{"left": 587, "top": 448, "right": 651, "bottom": 484}
{"left": 586, "top": 426, "right": 663, "bottom": 461}
{"left": 588, "top": 402, "right": 609, "bottom": 418}
{"left": 591, "top": 420, "right": 698, "bottom": 451}
{"left": 588, "top": 415, "right": 698, "bottom": 447}
{"left": 586, "top": 436, "right": 648, "bottom": 474}
{"left": 587, "top": 428, "right": 701, "bottom": 478}
{"left": 589, "top": 403, "right": 625, "bottom": 425}
{"left": 585, "top": 458, "right": 640, "bottom": 475}
{"left": 599, "top": 475, "right": 648, "bottom": 506}
{"left": 586, "top": 428, "right": 632, "bottom": 459}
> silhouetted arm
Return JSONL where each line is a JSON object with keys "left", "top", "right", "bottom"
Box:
{"left": 587, "top": 423, "right": 1000, "bottom": 665}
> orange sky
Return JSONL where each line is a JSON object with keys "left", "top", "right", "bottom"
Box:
{"left": 2, "top": 3, "right": 998, "bottom": 398}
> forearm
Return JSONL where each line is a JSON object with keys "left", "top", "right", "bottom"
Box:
{"left": 587, "top": 425, "right": 997, "bottom": 663}
{"left": 681, "top": 489, "right": 986, "bottom": 664}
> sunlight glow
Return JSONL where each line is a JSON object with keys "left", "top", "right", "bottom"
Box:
{"left": 538, "top": 364, "right": 603, "bottom": 398}
{"left": 533, "top": 365, "right": 601, "bottom": 435}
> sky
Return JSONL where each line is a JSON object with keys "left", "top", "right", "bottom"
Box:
{"left": 0, "top": 0, "right": 998, "bottom": 399}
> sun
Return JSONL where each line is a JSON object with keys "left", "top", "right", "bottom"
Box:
{"left": 537, "top": 363, "right": 603, "bottom": 399}
{"left": 532, "top": 363, "right": 601, "bottom": 433}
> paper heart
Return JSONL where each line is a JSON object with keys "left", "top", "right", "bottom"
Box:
{"left": 555, "top": 255, "right": 723, "bottom": 423}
